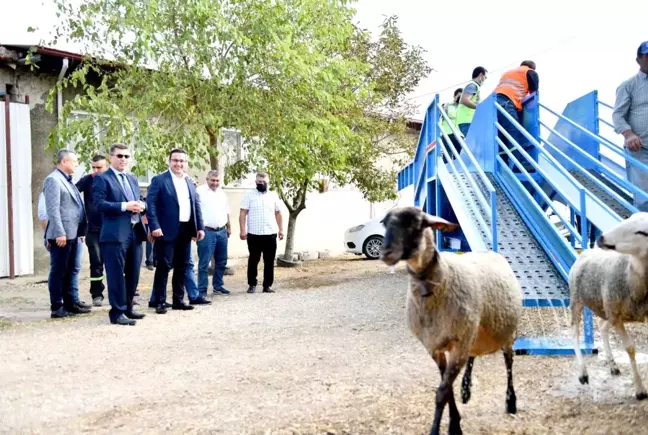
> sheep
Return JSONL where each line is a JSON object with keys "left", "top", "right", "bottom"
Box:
{"left": 379, "top": 206, "right": 522, "bottom": 435}
{"left": 570, "top": 212, "right": 648, "bottom": 400}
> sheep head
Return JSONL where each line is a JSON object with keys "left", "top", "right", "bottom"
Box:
{"left": 379, "top": 207, "right": 458, "bottom": 266}
{"left": 597, "top": 212, "right": 648, "bottom": 258}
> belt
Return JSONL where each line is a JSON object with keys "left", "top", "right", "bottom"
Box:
{"left": 205, "top": 225, "right": 226, "bottom": 231}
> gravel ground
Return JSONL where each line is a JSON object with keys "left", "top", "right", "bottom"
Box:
{"left": 1, "top": 256, "right": 648, "bottom": 434}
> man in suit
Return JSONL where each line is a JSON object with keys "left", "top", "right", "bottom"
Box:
{"left": 93, "top": 143, "right": 147, "bottom": 326}
{"left": 147, "top": 148, "right": 206, "bottom": 314}
{"left": 43, "top": 149, "right": 90, "bottom": 318}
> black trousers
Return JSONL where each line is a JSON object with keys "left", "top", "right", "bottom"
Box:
{"left": 152, "top": 222, "right": 193, "bottom": 305}
{"left": 47, "top": 238, "right": 79, "bottom": 311}
{"left": 85, "top": 230, "right": 105, "bottom": 299}
{"left": 246, "top": 234, "right": 277, "bottom": 288}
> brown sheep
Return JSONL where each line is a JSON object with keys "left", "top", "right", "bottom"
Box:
{"left": 380, "top": 206, "right": 522, "bottom": 435}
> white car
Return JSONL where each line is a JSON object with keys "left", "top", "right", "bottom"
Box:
{"left": 344, "top": 214, "right": 386, "bottom": 260}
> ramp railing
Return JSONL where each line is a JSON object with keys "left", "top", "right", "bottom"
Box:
{"left": 540, "top": 102, "right": 648, "bottom": 218}
{"left": 436, "top": 103, "right": 498, "bottom": 252}
{"left": 494, "top": 102, "right": 592, "bottom": 278}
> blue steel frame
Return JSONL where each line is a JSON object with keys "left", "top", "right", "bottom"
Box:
{"left": 395, "top": 89, "right": 631, "bottom": 356}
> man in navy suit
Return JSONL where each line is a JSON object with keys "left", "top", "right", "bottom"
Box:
{"left": 147, "top": 148, "right": 206, "bottom": 314}
{"left": 93, "top": 143, "right": 147, "bottom": 325}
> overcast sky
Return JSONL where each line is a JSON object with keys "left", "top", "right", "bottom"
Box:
{"left": 2, "top": 0, "right": 647, "bottom": 143}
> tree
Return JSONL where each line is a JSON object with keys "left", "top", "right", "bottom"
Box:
{"left": 34, "top": 0, "right": 361, "bottom": 175}
{"left": 228, "top": 15, "right": 432, "bottom": 262}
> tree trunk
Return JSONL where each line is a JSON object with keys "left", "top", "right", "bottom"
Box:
{"left": 208, "top": 129, "right": 219, "bottom": 170}
{"left": 282, "top": 210, "right": 303, "bottom": 261}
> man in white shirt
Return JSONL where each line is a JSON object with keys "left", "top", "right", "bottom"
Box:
{"left": 196, "top": 170, "right": 231, "bottom": 296}
{"left": 146, "top": 148, "right": 208, "bottom": 313}
{"left": 239, "top": 171, "right": 284, "bottom": 293}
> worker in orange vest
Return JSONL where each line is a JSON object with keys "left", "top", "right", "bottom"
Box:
{"left": 494, "top": 60, "right": 539, "bottom": 172}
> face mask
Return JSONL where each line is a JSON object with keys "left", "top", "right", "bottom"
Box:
{"left": 256, "top": 183, "right": 267, "bottom": 192}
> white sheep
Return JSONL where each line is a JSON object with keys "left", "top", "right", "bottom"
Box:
{"left": 380, "top": 206, "right": 522, "bottom": 435}
{"left": 570, "top": 211, "right": 648, "bottom": 400}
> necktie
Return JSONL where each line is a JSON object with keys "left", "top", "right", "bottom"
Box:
{"left": 120, "top": 173, "right": 139, "bottom": 224}
{"left": 120, "top": 173, "right": 135, "bottom": 202}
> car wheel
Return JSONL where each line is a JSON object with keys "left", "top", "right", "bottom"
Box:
{"left": 363, "top": 235, "right": 384, "bottom": 260}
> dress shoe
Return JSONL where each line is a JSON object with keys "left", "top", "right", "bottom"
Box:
{"left": 76, "top": 300, "right": 92, "bottom": 309}
{"left": 110, "top": 314, "right": 136, "bottom": 326}
{"left": 155, "top": 304, "right": 167, "bottom": 314}
{"left": 262, "top": 287, "right": 275, "bottom": 293}
{"left": 69, "top": 305, "right": 91, "bottom": 314}
{"left": 172, "top": 302, "right": 194, "bottom": 311}
{"left": 189, "top": 297, "right": 212, "bottom": 305}
{"left": 146, "top": 265, "right": 155, "bottom": 271}
{"left": 149, "top": 301, "right": 172, "bottom": 309}
{"left": 51, "top": 307, "right": 72, "bottom": 318}
{"left": 125, "top": 310, "right": 146, "bottom": 320}
{"left": 247, "top": 286, "right": 256, "bottom": 294}
{"left": 92, "top": 297, "right": 103, "bottom": 307}
{"left": 213, "top": 288, "right": 231, "bottom": 295}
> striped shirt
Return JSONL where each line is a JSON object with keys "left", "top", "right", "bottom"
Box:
{"left": 612, "top": 70, "right": 648, "bottom": 147}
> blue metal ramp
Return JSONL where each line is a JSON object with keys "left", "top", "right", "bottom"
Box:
{"left": 399, "top": 92, "right": 600, "bottom": 355}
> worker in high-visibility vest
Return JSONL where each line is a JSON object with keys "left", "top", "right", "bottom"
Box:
{"left": 455, "top": 66, "right": 488, "bottom": 138}
{"left": 494, "top": 60, "right": 539, "bottom": 171}
{"left": 440, "top": 88, "right": 463, "bottom": 161}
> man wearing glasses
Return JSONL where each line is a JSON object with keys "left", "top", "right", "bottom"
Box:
{"left": 93, "top": 143, "right": 148, "bottom": 325}
{"left": 146, "top": 148, "right": 206, "bottom": 314}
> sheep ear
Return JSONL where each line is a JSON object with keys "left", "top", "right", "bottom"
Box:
{"left": 422, "top": 214, "right": 458, "bottom": 232}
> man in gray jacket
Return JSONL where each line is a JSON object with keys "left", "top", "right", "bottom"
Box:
{"left": 43, "top": 149, "right": 89, "bottom": 318}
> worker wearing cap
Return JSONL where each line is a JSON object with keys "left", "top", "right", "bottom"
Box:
{"left": 493, "top": 60, "right": 540, "bottom": 171}
{"left": 455, "top": 66, "right": 488, "bottom": 137}
{"left": 440, "top": 88, "right": 463, "bottom": 159}
{"left": 613, "top": 41, "right": 648, "bottom": 211}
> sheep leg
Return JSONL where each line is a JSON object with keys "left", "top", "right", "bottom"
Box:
{"left": 502, "top": 345, "right": 517, "bottom": 414}
{"left": 433, "top": 352, "right": 462, "bottom": 435}
{"left": 460, "top": 357, "right": 474, "bottom": 404}
{"left": 600, "top": 320, "right": 621, "bottom": 376}
{"left": 571, "top": 302, "right": 589, "bottom": 384}
{"left": 430, "top": 350, "right": 465, "bottom": 435}
{"left": 613, "top": 323, "right": 647, "bottom": 400}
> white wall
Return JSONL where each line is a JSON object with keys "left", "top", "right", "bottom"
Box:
{"left": 217, "top": 185, "right": 411, "bottom": 258}
{"left": 0, "top": 102, "right": 34, "bottom": 277}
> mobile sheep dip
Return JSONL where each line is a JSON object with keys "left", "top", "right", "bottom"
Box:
{"left": 397, "top": 89, "right": 647, "bottom": 356}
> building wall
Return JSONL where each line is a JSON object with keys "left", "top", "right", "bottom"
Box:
{"left": 1, "top": 65, "right": 60, "bottom": 274}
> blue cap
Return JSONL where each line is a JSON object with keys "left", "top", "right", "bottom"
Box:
{"left": 638, "top": 41, "right": 648, "bottom": 56}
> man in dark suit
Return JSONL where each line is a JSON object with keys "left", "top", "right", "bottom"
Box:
{"left": 147, "top": 148, "right": 206, "bottom": 314}
{"left": 93, "top": 143, "right": 147, "bottom": 326}
{"left": 76, "top": 154, "right": 109, "bottom": 306}
{"left": 43, "top": 149, "right": 90, "bottom": 318}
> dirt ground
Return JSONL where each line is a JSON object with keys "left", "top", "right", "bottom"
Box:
{"left": 1, "top": 255, "right": 648, "bottom": 434}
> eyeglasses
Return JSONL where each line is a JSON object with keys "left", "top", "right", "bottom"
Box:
{"left": 113, "top": 153, "right": 130, "bottom": 159}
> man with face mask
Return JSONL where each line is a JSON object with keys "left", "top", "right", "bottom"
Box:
{"left": 239, "top": 171, "right": 284, "bottom": 293}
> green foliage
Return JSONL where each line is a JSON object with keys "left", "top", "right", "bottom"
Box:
{"left": 40, "top": 0, "right": 360, "bottom": 174}
{"left": 35, "top": 1, "right": 430, "bottom": 259}
{"left": 229, "top": 14, "right": 431, "bottom": 210}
